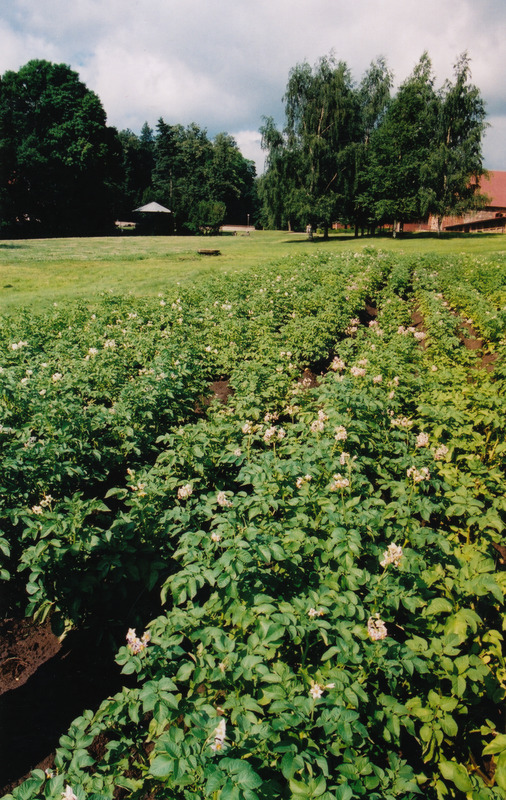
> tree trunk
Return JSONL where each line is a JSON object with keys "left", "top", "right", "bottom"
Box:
{"left": 393, "top": 220, "right": 403, "bottom": 238}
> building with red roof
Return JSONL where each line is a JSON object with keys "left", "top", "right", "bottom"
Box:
{"left": 431, "top": 170, "right": 506, "bottom": 233}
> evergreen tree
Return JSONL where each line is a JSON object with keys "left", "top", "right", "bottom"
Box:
{"left": 118, "top": 124, "right": 155, "bottom": 214}
{"left": 152, "top": 121, "right": 256, "bottom": 234}
{"left": 151, "top": 120, "right": 212, "bottom": 234}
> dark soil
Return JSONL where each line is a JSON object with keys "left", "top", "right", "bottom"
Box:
{"left": 195, "top": 379, "right": 234, "bottom": 414}
{"left": 457, "top": 318, "right": 499, "bottom": 371}
{"left": 0, "top": 620, "right": 131, "bottom": 793}
{"left": 0, "top": 617, "right": 61, "bottom": 694}
{"left": 410, "top": 308, "right": 428, "bottom": 349}
{"left": 209, "top": 379, "right": 234, "bottom": 404}
{"left": 298, "top": 367, "right": 320, "bottom": 389}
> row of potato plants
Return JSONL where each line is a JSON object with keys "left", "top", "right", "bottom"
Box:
{"left": 3, "top": 250, "right": 506, "bottom": 800}
{"left": 0, "top": 250, "right": 385, "bottom": 624}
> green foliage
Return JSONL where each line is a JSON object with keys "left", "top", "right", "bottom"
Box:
{"left": 2, "top": 247, "right": 506, "bottom": 799}
{"left": 117, "top": 124, "right": 155, "bottom": 212}
{"left": 0, "top": 60, "right": 122, "bottom": 236}
{"left": 262, "top": 50, "right": 487, "bottom": 236}
{"left": 260, "top": 54, "right": 360, "bottom": 234}
{"left": 0, "top": 60, "right": 257, "bottom": 240}
{"left": 364, "top": 52, "right": 439, "bottom": 229}
{"left": 151, "top": 121, "right": 257, "bottom": 234}
{"left": 422, "top": 53, "right": 488, "bottom": 230}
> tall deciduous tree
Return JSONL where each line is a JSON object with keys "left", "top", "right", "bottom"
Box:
{"left": 422, "top": 52, "right": 488, "bottom": 232}
{"left": 0, "top": 59, "right": 122, "bottom": 236}
{"left": 285, "top": 54, "right": 361, "bottom": 238}
{"left": 261, "top": 54, "right": 360, "bottom": 236}
{"left": 353, "top": 57, "right": 393, "bottom": 235}
{"left": 365, "top": 52, "right": 439, "bottom": 235}
{"left": 258, "top": 116, "right": 298, "bottom": 230}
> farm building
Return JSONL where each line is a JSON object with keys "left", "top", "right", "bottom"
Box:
{"left": 404, "top": 170, "right": 506, "bottom": 233}
{"left": 439, "top": 170, "right": 506, "bottom": 233}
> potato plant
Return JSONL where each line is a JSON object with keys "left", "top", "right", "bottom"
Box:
{"left": 2, "top": 249, "right": 506, "bottom": 800}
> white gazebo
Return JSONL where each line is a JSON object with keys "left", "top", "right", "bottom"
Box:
{"left": 133, "top": 202, "right": 172, "bottom": 214}
{"left": 133, "top": 202, "right": 173, "bottom": 234}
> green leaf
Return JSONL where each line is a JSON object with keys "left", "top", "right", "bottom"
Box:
{"left": 14, "top": 775, "right": 45, "bottom": 800}
{"left": 483, "top": 733, "right": 506, "bottom": 755}
{"left": 289, "top": 779, "right": 311, "bottom": 798}
{"left": 220, "top": 779, "right": 242, "bottom": 800}
{"left": 149, "top": 754, "right": 174, "bottom": 778}
{"left": 73, "top": 748, "right": 95, "bottom": 768}
{"left": 281, "top": 752, "right": 304, "bottom": 780}
{"left": 335, "top": 786, "right": 353, "bottom": 800}
{"left": 494, "top": 751, "right": 506, "bottom": 790}
{"left": 444, "top": 608, "right": 481, "bottom": 637}
{"left": 440, "top": 715, "right": 458, "bottom": 737}
{"left": 176, "top": 661, "right": 195, "bottom": 681}
{"left": 439, "top": 761, "right": 473, "bottom": 792}
{"left": 425, "top": 597, "right": 453, "bottom": 616}
{"left": 289, "top": 776, "right": 327, "bottom": 799}
{"left": 235, "top": 762, "right": 262, "bottom": 790}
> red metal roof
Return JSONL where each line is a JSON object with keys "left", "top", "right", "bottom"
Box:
{"left": 480, "top": 170, "right": 506, "bottom": 208}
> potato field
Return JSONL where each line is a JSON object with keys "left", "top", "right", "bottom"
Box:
{"left": 1, "top": 247, "right": 506, "bottom": 800}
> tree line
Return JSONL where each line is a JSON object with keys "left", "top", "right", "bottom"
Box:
{"left": 0, "top": 60, "right": 258, "bottom": 237}
{"left": 0, "top": 53, "right": 488, "bottom": 237}
{"left": 259, "top": 51, "right": 488, "bottom": 236}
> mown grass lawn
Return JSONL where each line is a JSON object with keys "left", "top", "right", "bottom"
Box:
{"left": 1, "top": 230, "right": 505, "bottom": 313}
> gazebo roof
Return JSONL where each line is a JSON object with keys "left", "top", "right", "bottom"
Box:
{"left": 133, "top": 201, "right": 172, "bottom": 213}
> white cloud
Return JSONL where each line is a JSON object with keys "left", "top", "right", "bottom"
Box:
{"left": 483, "top": 116, "right": 506, "bottom": 171}
{"left": 231, "top": 130, "right": 265, "bottom": 175}
{"left": 0, "top": 25, "right": 58, "bottom": 72}
{"left": 0, "top": 0, "right": 505, "bottom": 169}
{"left": 81, "top": 41, "right": 249, "bottom": 131}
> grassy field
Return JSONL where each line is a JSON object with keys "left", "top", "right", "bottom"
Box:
{"left": 1, "top": 229, "right": 506, "bottom": 313}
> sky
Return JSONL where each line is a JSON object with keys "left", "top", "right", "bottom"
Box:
{"left": 1, "top": 0, "right": 505, "bottom": 175}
